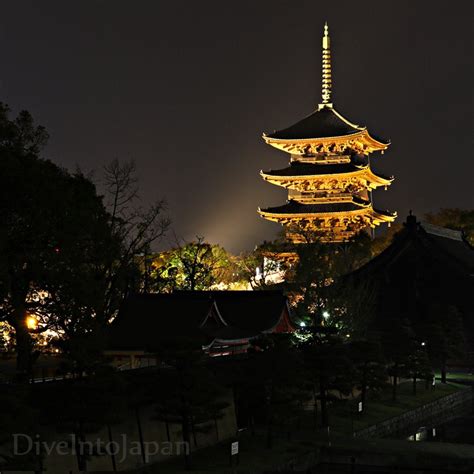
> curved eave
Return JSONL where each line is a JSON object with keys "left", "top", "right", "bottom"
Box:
{"left": 260, "top": 167, "right": 393, "bottom": 188}
{"left": 258, "top": 206, "right": 396, "bottom": 222}
{"left": 364, "top": 131, "right": 391, "bottom": 150}
{"left": 262, "top": 129, "right": 390, "bottom": 154}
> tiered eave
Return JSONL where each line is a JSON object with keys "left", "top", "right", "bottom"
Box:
{"left": 260, "top": 161, "right": 393, "bottom": 192}
{"left": 258, "top": 23, "right": 396, "bottom": 243}
{"left": 263, "top": 105, "right": 390, "bottom": 155}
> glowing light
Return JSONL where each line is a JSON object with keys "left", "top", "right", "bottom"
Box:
{"left": 322, "top": 311, "right": 330, "bottom": 320}
{"left": 299, "top": 322, "right": 306, "bottom": 328}
{"left": 421, "top": 342, "right": 426, "bottom": 346}
{"left": 26, "top": 315, "right": 38, "bottom": 330}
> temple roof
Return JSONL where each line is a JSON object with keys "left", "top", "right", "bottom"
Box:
{"left": 353, "top": 216, "right": 474, "bottom": 277}
{"left": 178, "top": 290, "right": 291, "bottom": 333}
{"left": 261, "top": 199, "right": 367, "bottom": 215}
{"left": 261, "top": 161, "right": 391, "bottom": 181}
{"left": 261, "top": 197, "right": 370, "bottom": 214}
{"left": 107, "top": 291, "right": 293, "bottom": 352}
{"left": 263, "top": 162, "right": 358, "bottom": 176}
{"left": 420, "top": 222, "right": 474, "bottom": 271}
{"left": 259, "top": 197, "right": 395, "bottom": 219}
{"left": 345, "top": 215, "right": 474, "bottom": 349}
{"left": 107, "top": 294, "right": 214, "bottom": 350}
{"left": 265, "top": 106, "right": 389, "bottom": 144}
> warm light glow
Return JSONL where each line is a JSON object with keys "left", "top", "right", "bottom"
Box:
{"left": 259, "top": 25, "right": 395, "bottom": 243}
{"left": 26, "top": 315, "right": 38, "bottom": 330}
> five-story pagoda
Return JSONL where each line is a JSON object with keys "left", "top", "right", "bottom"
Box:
{"left": 258, "top": 23, "right": 396, "bottom": 243}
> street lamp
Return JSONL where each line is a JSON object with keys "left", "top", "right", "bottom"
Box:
{"left": 26, "top": 315, "right": 38, "bottom": 330}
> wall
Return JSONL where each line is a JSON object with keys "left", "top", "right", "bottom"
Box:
{"left": 354, "top": 386, "right": 473, "bottom": 439}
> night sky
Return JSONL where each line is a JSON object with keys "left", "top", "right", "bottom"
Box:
{"left": 1, "top": 1, "right": 472, "bottom": 253}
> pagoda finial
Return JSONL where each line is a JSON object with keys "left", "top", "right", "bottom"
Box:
{"left": 320, "top": 21, "right": 332, "bottom": 108}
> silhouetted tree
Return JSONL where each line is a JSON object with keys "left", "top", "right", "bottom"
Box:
{"left": 298, "top": 327, "right": 352, "bottom": 428}
{"left": 101, "top": 159, "right": 170, "bottom": 300}
{"left": 348, "top": 339, "right": 387, "bottom": 408}
{"left": 151, "top": 337, "right": 228, "bottom": 470}
{"left": 422, "top": 304, "right": 466, "bottom": 383}
{"left": 382, "top": 319, "right": 416, "bottom": 401}
{"left": 402, "top": 346, "right": 432, "bottom": 396}
{"left": 249, "top": 334, "right": 308, "bottom": 447}
{"left": 0, "top": 103, "right": 122, "bottom": 379}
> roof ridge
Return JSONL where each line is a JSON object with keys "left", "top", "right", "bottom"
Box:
{"left": 330, "top": 107, "right": 364, "bottom": 131}
{"left": 420, "top": 221, "right": 464, "bottom": 241}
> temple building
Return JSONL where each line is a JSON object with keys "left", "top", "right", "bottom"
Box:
{"left": 258, "top": 24, "right": 396, "bottom": 242}
{"left": 106, "top": 291, "right": 295, "bottom": 366}
{"left": 348, "top": 214, "right": 474, "bottom": 353}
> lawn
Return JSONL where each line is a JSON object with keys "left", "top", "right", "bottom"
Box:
{"left": 329, "top": 380, "right": 464, "bottom": 435}
{"left": 435, "top": 371, "right": 474, "bottom": 382}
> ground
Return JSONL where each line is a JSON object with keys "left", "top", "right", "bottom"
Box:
{"left": 106, "top": 380, "right": 473, "bottom": 474}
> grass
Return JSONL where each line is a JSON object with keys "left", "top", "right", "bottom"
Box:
{"left": 113, "top": 382, "right": 471, "bottom": 474}
{"left": 435, "top": 371, "right": 474, "bottom": 382}
{"left": 329, "top": 380, "right": 464, "bottom": 435}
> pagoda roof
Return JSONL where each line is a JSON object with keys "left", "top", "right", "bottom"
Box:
{"left": 261, "top": 161, "right": 392, "bottom": 181}
{"left": 265, "top": 105, "right": 388, "bottom": 144}
{"left": 260, "top": 199, "right": 369, "bottom": 215}
{"left": 259, "top": 197, "right": 395, "bottom": 220}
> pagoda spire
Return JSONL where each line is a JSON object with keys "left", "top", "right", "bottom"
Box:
{"left": 259, "top": 24, "right": 396, "bottom": 243}
{"left": 320, "top": 22, "right": 332, "bottom": 108}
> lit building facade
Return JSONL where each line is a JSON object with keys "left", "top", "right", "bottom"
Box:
{"left": 258, "top": 24, "right": 396, "bottom": 242}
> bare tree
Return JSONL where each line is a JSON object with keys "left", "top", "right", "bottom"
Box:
{"left": 97, "top": 159, "right": 171, "bottom": 320}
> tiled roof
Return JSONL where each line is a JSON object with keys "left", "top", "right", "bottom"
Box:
{"left": 107, "top": 291, "right": 291, "bottom": 351}
{"left": 266, "top": 106, "right": 388, "bottom": 144}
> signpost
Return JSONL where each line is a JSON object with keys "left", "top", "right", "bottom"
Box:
{"left": 231, "top": 441, "right": 239, "bottom": 456}
{"left": 230, "top": 441, "right": 239, "bottom": 468}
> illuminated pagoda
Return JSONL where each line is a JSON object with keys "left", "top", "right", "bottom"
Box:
{"left": 258, "top": 23, "right": 396, "bottom": 242}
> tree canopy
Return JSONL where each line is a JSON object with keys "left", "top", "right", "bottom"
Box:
{"left": 0, "top": 105, "right": 170, "bottom": 378}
